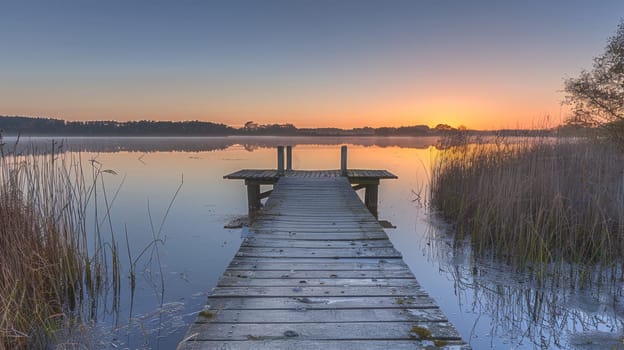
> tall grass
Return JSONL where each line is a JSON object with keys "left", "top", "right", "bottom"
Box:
{"left": 0, "top": 142, "right": 118, "bottom": 349}
{"left": 430, "top": 137, "right": 624, "bottom": 286}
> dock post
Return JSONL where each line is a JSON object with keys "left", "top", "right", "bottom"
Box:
{"left": 364, "top": 184, "right": 379, "bottom": 218}
{"left": 340, "top": 145, "right": 348, "bottom": 176}
{"left": 245, "top": 180, "right": 261, "bottom": 216}
{"left": 277, "top": 146, "right": 285, "bottom": 175}
{"left": 286, "top": 146, "right": 292, "bottom": 170}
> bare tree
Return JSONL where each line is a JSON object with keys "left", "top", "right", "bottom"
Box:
{"left": 564, "top": 20, "right": 624, "bottom": 145}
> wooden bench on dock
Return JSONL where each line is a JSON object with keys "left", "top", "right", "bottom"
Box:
{"left": 177, "top": 146, "right": 468, "bottom": 349}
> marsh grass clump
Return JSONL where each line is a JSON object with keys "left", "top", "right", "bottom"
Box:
{"left": 431, "top": 137, "right": 624, "bottom": 285}
{"left": 0, "top": 144, "right": 117, "bottom": 349}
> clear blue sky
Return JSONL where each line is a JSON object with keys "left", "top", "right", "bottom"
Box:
{"left": 1, "top": 0, "right": 623, "bottom": 128}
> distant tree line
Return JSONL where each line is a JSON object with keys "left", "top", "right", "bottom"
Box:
{"left": 0, "top": 116, "right": 234, "bottom": 136}
{"left": 0, "top": 115, "right": 567, "bottom": 137}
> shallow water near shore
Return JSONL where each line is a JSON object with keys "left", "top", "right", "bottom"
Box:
{"left": 8, "top": 136, "right": 622, "bottom": 349}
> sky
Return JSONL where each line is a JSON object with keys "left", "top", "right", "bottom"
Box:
{"left": 1, "top": 0, "right": 623, "bottom": 129}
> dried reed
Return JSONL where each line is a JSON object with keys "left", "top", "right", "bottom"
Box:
{"left": 0, "top": 142, "right": 117, "bottom": 349}
{"left": 431, "top": 137, "right": 624, "bottom": 286}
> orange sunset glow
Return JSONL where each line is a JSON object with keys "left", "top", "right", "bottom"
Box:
{"left": 1, "top": 1, "right": 622, "bottom": 129}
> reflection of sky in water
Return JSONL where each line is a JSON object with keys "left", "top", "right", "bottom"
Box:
{"left": 21, "top": 137, "right": 622, "bottom": 349}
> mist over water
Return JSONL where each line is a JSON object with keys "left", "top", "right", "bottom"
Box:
{"left": 10, "top": 136, "right": 620, "bottom": 349}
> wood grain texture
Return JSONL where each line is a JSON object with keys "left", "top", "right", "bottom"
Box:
{"left": 179, "top": 176, "right": 468, "bottom": 349}
{"left": 177, "top": 340, "right": 470, "bottom": 350}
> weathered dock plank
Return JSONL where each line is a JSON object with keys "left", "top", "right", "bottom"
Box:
{"left": 208, "top": 285, "right": 429, "bottom": 298}
{"left": 240, "top": 238, "right": 395, "bottom": 248}
{"left": 240, "top": 232, "right": 389, "bottom": 240}
{"left": 184, "top": 321, "right": 462, "bottom": 341}
{"left": 222, "top": 269, "right": 416, "bottom": 279}
{"left": 193, "top": 308, "right": 448, "bottom": 323}
{"left": 202, "top": 295, "right": 439, "bottom": 310}
{"left": 176, "top": 340, "right": 470, "bottom": 350}
{"left": 235, "top": 247, "right": 402, "bottom": 258}
{"left": 224, "top": 169, "right": 398, "bottom": 181}
{"left": 227, "top": 257, "right": 409, "bottom": 270}
{"left": 215, "top": 277, "right": 419, "bottom": 287}
{"left": 179, "top": 176, "right": 468, "bottom": 349}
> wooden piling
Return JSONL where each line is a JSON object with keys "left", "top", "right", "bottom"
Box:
{"left": 286, "top": 146, "right": 293, "bottom": 170}
{"left": 277, "top": 146, "right": 285, "bottom": 175}
{"left": 365, "top": 184, "right": 379, "bottom": 218}
{"left": 340, "top": 145, "right": 348, "bottom": 176}
{"left": 245, "top": 180, "right": 261, "bottom": 215}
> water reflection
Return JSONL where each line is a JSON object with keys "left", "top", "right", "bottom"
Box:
{"left": 3, "top": 136, "right": 617, "bottom": 349}
{"left": 425, "top": 221, "right": 624, "bottom": 349}
{"left": 2, "top": 136, "right": 443, "bottom": 155}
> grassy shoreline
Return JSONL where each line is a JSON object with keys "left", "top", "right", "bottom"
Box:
{"left": 430, "top": 137, "right": 624, "bottom": 285}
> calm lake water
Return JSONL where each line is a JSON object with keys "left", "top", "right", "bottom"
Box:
{"left": 10, "top": 136, "right": 623, "bottom": 349}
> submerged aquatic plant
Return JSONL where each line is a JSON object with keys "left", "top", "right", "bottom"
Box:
{"left": 424, "top": 228, "right": 624, "bottom": 349}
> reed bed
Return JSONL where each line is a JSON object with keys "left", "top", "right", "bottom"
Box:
{"left": 430, "top": 137, "right": 624, "bottom": 285}
{"left": 0, "top": 143, "right": 116, "bottom": 349}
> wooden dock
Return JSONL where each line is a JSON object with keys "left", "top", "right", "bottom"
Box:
{"left": 225, "top": 168, "right": 397, "bottom": 219}
{"left": 178, "top": 169, "right": 468, "bottom": 349}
